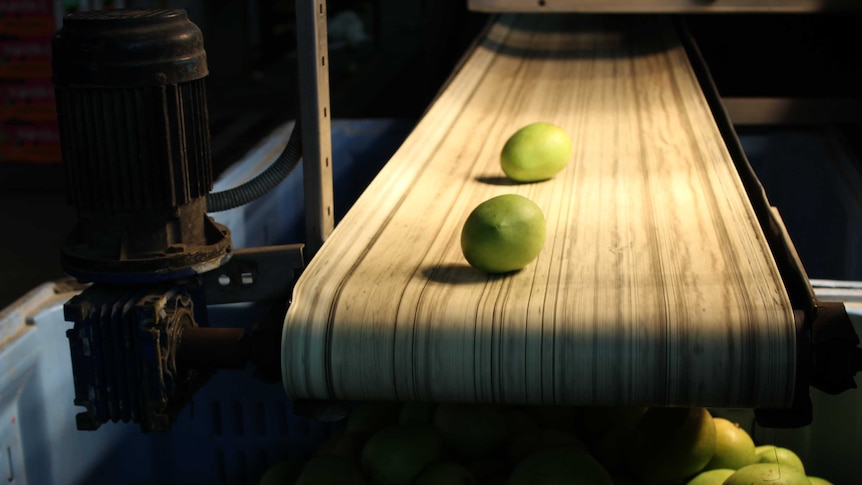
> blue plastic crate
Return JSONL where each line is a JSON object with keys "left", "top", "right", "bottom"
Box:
{"left": 0, "top": 119, "right": 413, "bottom": 485}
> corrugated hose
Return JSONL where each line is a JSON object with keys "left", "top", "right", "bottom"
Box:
{"left": 206, "top": 117, "right": 303, "bottom": 213}
{"left": 206, "top": 57, "right": 304, "bottom": 214}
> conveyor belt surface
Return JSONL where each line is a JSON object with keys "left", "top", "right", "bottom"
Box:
{"left": 283, "top": 14, "right": 795, "bottom": 408}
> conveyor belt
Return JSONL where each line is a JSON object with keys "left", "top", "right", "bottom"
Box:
{"left": 282, "top": 14, "right": 797, "bottom": 408}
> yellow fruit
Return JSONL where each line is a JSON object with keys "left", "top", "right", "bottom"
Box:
{"left": 500, "top": 122, "right": 573, "bottom": 182}
{"left": 295, "top": 455, "right": 366, "bottom": 485}
{"left": 623, "top": 407, "right": 716, "bottom": 485}
{"left": 507, "top": 446, "right": 613, "bottom": 485}
{"left": 414, "top": 461, "right": 477, "bottom": 485}
{"left": 685, "top": 468, "right": 735, "bottom": 485}
{"left": 433, "top": 403, "right": 509, "bottom": 459}
{"left": 361, "top": 424, "right": 444, "bottom": 485}
{"left": 753, "top": 444, "right": 772, "bottom": 455}
{"left": 259, "top": 458, "right": 304, "bottom": 485}
{"left": 723, "top": 463, "right": 810, "bottom": 485}
{"left": 460, "top": 194, "right": 545, "bottom": 273}
{"left": 702, "top": 418, "right": 757, "bottom": 470}
{"left": 755, "top": 445, "right": 806, "bottom": 474}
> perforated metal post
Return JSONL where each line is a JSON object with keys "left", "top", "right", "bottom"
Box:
{"left": 296, "top": 0, "right": 335, "bottom": 260}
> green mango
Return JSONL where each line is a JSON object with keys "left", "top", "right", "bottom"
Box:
{"left": 723, "top": 463, "right": 810, "bottom": 485}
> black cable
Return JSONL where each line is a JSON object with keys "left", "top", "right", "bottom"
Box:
{"left": 206, "top": 58, "right": 303, "bottom": 213}
{"left": 206, "top": 117, "right": 303, "bottom": 212}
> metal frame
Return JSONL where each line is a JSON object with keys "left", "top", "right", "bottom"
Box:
{"left": 297, "top": 0, "right": 335, "bottom": 260}
{"left": 722, "top": 97, "right": 862, "bottom": 126}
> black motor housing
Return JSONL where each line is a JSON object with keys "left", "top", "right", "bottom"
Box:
{"left": 52, "top": 9, "right": 230, "bottom": 284}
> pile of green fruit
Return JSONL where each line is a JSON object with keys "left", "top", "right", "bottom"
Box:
{"left": 259, "top": 402, "right": 835, "bottom": 485}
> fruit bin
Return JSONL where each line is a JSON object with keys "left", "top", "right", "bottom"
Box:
{"left": 1, "top": 122, "right": 860, "bottom": 485}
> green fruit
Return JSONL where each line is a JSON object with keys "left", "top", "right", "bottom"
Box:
{"left": 500, "top": 122, "right": 573, "bottom": 182}
{"left": 433, "top": 403, "right": 509, "bottom": 459}
{"left": 259, "top": 458, "right": 305, "bottom": 485}
{"left": 507, "top": 446, "right": 613, "bottom": 485}
{"left": 399, "top": 401, "right": 436, "bottom": 425}
{"left": 703, "top": 418, "right": 757, "bottom": 471}
{"left": 508, "top": 428, "right": 587, "bottom": 463}
{"left": 460, "top": 194, "right": 546, "bottom": 274}
{"left": 414, "top": 461, "right": 477, "bottom": 485}
{"left": 624, "top": 407, "right": 716, "bottom": 485}
{"left": 361, "top": 424, "right": 444, "bottom": 485}
{"left": 295, "top": 455, "right": 366, "bottom": 485}
{"left": 808, "top": 476, "right": 834, "bottom": 485}
{"left": 755, "top": 445, "right": 806, "bottom": 474}
{"left": 685, "top": 468, "right": 735, "bottom": 485}
{"left": 345, "top": 401, "right": 400, "bottom": 436}
{"left": 723, "top": 463, "right": 810, "bottom": 485}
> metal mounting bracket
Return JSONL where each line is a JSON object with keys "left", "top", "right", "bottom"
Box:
{"left": 297, "top": 0, "right": 335, "bottom": 260}
{"left": 202, "top": 245, "right": 305, "bottom": 305}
